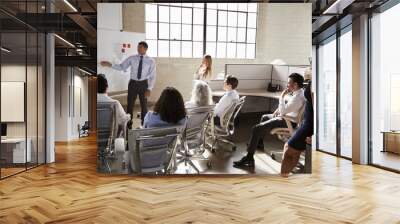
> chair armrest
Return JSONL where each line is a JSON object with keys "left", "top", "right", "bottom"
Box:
{"left": 281, "top": 115, "right": 297, "bottom": 123}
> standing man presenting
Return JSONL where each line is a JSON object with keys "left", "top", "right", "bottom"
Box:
{"left": 100, "top": 41, "right": 156, "bottom": 125}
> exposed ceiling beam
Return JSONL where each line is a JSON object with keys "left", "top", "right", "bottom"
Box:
{"left": 67, "top": 13, "right": 97, "bottom": 39}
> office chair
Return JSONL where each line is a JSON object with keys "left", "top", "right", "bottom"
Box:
{"left": 269, "top": 104, "right": 312, "bottom": 174}
{"left": 127, "top": 125, "right": 184, "bottom": 174}
{"left": 177, "top": 105, "right": 215, "bottom": 173}
{"left": 78, "top": 121, "right": 90, "bottom": 138}
{"left": 97, "top": 102, "right": 118, "bottom": 173}
{"left": 270, "top": 103, "right": 306, "bottom": 142}
{"left": 209, "top": 96, "right": 246, "bottom": 153}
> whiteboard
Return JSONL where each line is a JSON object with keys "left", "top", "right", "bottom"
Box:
{"left": 97, "top": 29, "right": 146, "bottom": 93}
{"left": 1, "top": 82, "right": 25, "bottom": 122}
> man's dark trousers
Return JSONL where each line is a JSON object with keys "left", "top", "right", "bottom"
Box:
{"left": 127, "top": 79, "right": 148, "bottom": 125}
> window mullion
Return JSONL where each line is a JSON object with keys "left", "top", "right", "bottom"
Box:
{"left": 203, "top": 3, "right": 207, "bottom": 56}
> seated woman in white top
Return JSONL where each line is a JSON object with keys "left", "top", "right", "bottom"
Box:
{"left": 144, "top": 87, "right": 187, "bottom": 128}
{"left": 193, "top": 55, "right": 212, "bottom": 82}
{"left": 97, "top": 74, "right": 131, "bottom": 135}
{"left": 213, "top": 75, "right": 239, "bottom": 126}
{"left": 185, "top": 80, "right": 213, "bottom": 109}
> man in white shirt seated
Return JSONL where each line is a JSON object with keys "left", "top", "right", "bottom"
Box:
{"left": 97, "top": 74, "right": 131, "bottom": 135}
{"left": 233, "top": 73, "right": 305, "bottom": 168}
{"left": 213, "top": 75, "right": 239, "bottom": 126}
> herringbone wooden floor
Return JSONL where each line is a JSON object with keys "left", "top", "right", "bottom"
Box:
{"left": 1, "top": 135, "right": 400, "bottom": 224}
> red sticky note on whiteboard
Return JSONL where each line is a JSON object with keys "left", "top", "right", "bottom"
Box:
{"left": 127, "top": 44, "right": 131, "bottom": 48}
{"left": 123, "top": 43, "right": 126, "bottom": 48}
{"left": 122, "top": 48, "right": 125, "bottom": 53}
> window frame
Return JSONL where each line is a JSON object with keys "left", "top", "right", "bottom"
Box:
{"left": 145, "top": 3, "right": 257, "bottom": 59}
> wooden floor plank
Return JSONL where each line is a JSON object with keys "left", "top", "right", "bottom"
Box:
{"left": 0, "top": 135, "right": 400, "bottom": 223}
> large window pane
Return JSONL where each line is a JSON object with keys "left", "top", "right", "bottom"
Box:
{"left": 193, "top": 8, "right": 203, "bottom": 25}
{"left": 218, "top": 27, "right": 227, "bottom": 42}
{"left": 340, "top": 29, "right": 352, "bottom": 158}
{"left": 228, "top": 3, "right": 238, "bottom": 11}
{"left": 207, "top": 9, "right": 217, "bottom": 25}
{"left": 159, "top": 23, "right": 169, "bottom": 39}
{"left": 182, "top": 8, "right": 192, "bottom": 24}
{"left": 218, "top": 11, "right": 227, "bottom": 26}
{"left": 248, "top": 3, "right": 258, "bottom": 12}
{"left": 206, "top": 26, "right": 216, "bottom": 41}
{"left": 217, "top": 42, "right": 226, "bottom": 58}
{"left": 247, "top": 28, "right": 256, "bottom": 43}
{"left": 170, "top": 24, "right": 181, "bottom": 40}
{"left": 206, "top": 42, "right": 216, "bottom": 57}
{"left": 238, "top": 3, "right": 248, "bottom": 12}
{"left": 182, "top": 42, "right": 192, "bottom": 58}
{"left": 237, "top": 43, "right": 246, "bottom": 59}
{"left": 227, "top": 43, "right": 236, "bottom": 58}
{"left": 246, "top": 44, "right": 255, "bottom": 59}
{"left": 170, "top": 41, "right": 181, "bottom": 57}
{"left": 317, "top": 37, "right": 337, "bottom": 154}
{"left": 247, "top": 13, "right": 257, "bottom": 28}
{"left": 193, "top": 25, "right": 203, "bottom": 41}
{"left": 170, "top": 7, "right": 181, "bottom": 23}
{"left": 159, "top": 6, "right": 169, "bottom": 23}
{"left": 227, "top": 27, "right": 237, "bottom": 42}
{"left": 238, "top": 13, "right": 247, "bottom": 27}
{"left": 146, "top": 40, "right": 157, "bottom": 57}
{"left": 182, "top": 25, "right": 192, "bottom": 41}
{"left": 193, "top": 41, "right": 203, "bottom": 58}
{"left": 158, "top": 40, "right": 169, "bottom": 57}
{"left": 370, "top": 4, "right": 400, "bottom": 171}
{"left": 145, "top": 4, "right": 157, "bottom": 22}
{"left": 237, "top": 28, "right": 246, "bottom": 42}
{"left": 146, "top": 22, "right": 157, "bottom": 39}
{"left": 228, "top": 12, "right": 238, "bottom": 27}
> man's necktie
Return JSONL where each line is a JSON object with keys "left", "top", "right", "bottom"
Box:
{"left": 137, "top": 55, "right": 143, "bottom": 80}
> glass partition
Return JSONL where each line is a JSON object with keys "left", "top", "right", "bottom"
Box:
{"left": 0, "top": 2, "right": 46, "bottom": 179}
{"left": 1, "top": 30, "right": 28, "bottom": 177}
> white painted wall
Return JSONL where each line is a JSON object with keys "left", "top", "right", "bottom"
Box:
{"left": 54, "top": 67, "right": 89, "bottom": 141}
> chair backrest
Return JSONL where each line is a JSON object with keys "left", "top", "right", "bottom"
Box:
{"left": 128, "top": 125, "right": 184, "bottom": 174}
{"left": 185, "top": 105, "right": 215, "bottom": 145}
{"left": 296, "top": 103, "right": 306, "bottom": 124}
{"left": 97, "top": 102, "right": 117, "bottom": 153}
{"left": 220, "top": 96, "right": 246, "bottom": 134}
{"left": 283, "top": 102, "right": 306, "bottom": 125}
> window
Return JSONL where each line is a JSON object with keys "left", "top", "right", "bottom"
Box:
{"left": 317, "top": 36, "right": 337, "bottom": 155}
{"left": 206, "top": 3, "right": 257, "bottom": 59}
{"left": 370, "top": 3, "right": 400, "bottom": 171}
{"left": 145, "top": 3, "right": 257, "bottom": 59}
{"left": 339, "top": 28, "right": 352, "bottom": 158}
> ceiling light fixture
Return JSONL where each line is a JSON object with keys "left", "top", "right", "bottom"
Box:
{"left": 54, "top": 34, "right": 75, "bottom": 48}
{"left": 63, "top": 0, "right": 78, "bottom": 12}
{"left": 78, "top": 67, "right": 93, "bottom": 76}
{"left": 1, "top": 47, "right": 11, "bottom": 53}
{"left": 323, "top": 0, "right": 354, "bottom": 15}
